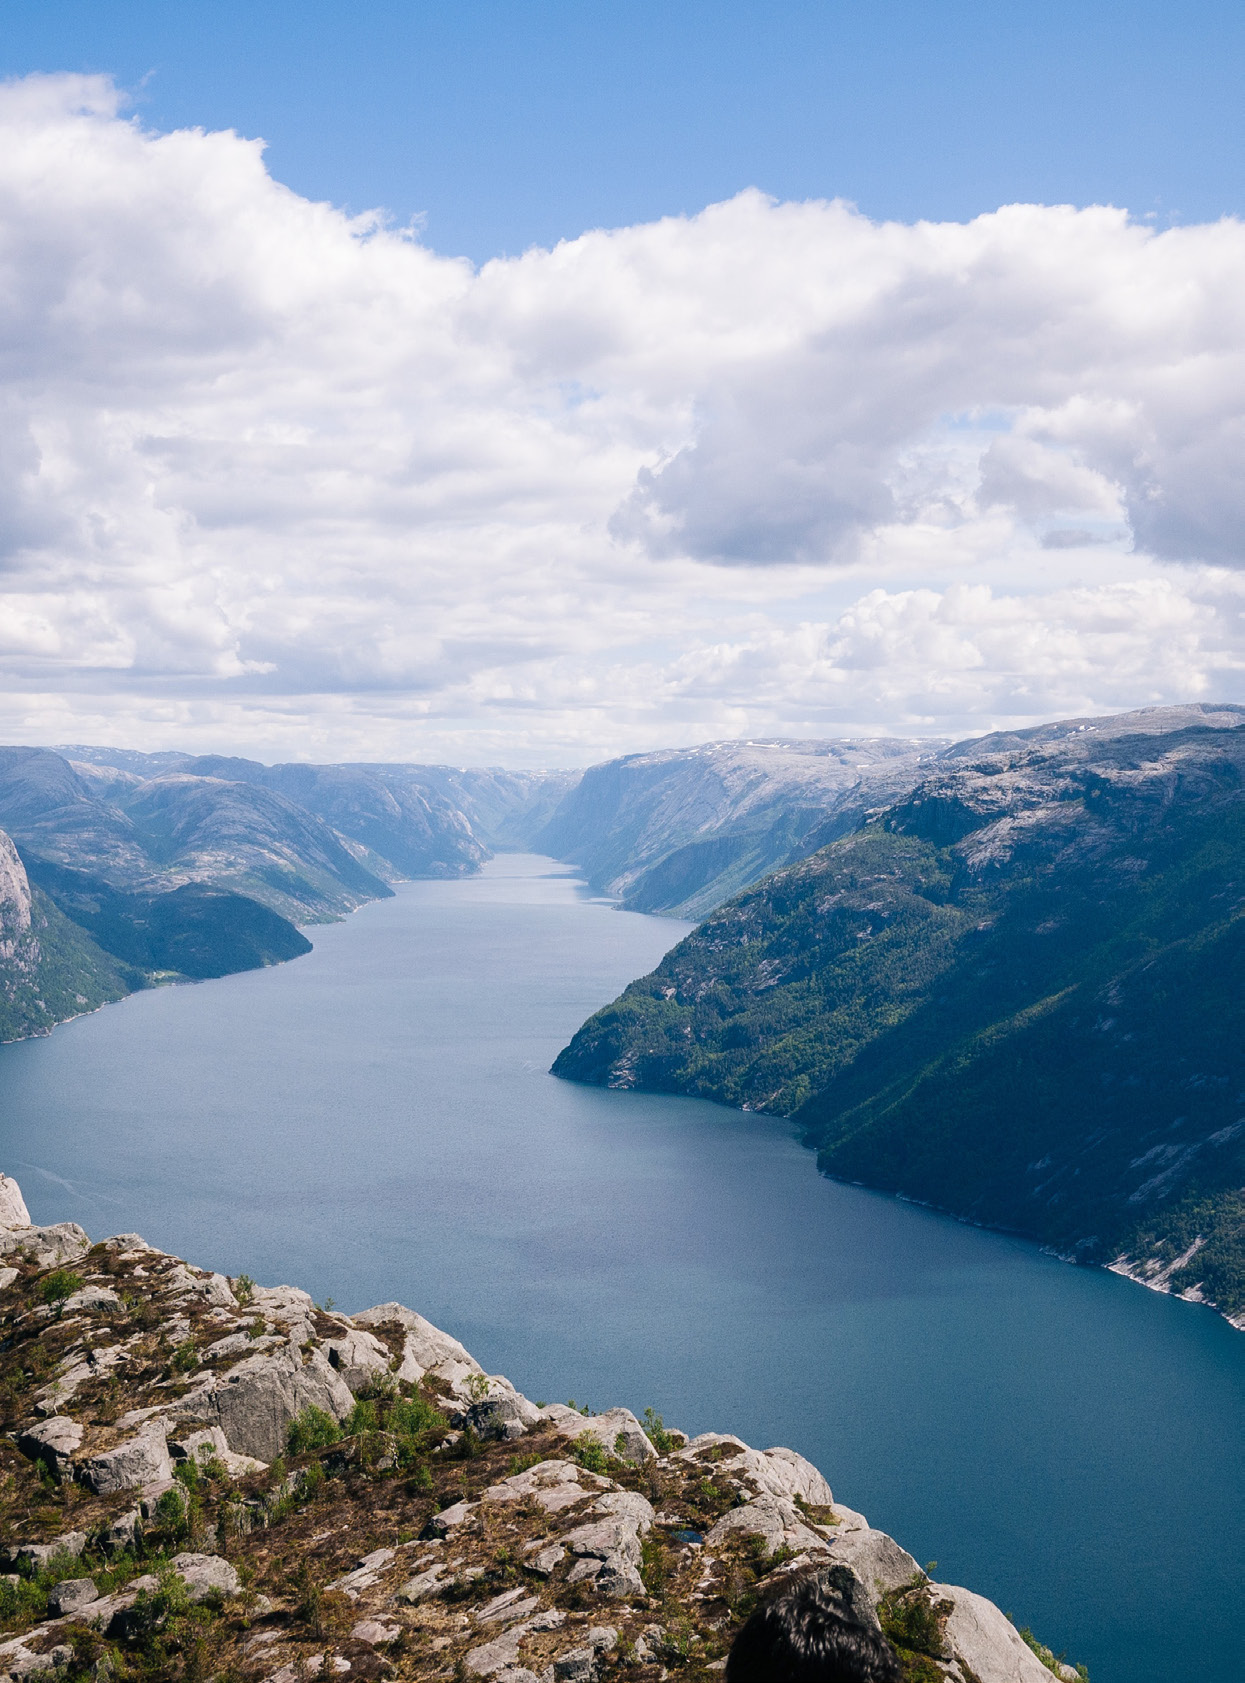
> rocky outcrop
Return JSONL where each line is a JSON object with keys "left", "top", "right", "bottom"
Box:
{"left": 0, "top": 1174, "right": 1087, "bottom": 1683}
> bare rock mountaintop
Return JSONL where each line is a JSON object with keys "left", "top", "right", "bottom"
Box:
{"left": 0, "top": 1176, "right": 1083, "bottom": 1683}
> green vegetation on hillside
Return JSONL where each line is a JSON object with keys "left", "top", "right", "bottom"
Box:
{"left": 555, "top": 726, "right": 1245, "bottom": 1319}
{"left": 0, "top": 889, "right": 132, "bottom": 1044}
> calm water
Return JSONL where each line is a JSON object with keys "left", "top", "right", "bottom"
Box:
{"left": 1, "top": 855, "right": 1242, "bottom": 1683}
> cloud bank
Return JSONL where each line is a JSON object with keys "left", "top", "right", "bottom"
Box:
{"left": 0, "top": 73, "right": 1243, "bottom": 761}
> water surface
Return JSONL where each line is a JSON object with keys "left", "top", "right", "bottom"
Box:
{"left": 1, "top": 855, "right": 1242, "bottom": 1683}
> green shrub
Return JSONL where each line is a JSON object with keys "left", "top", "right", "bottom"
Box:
{"left": 287, "top": 1406, "right": 342, "bottom": 1455}
{"left": 170, "top": 1340, "right": 199, "bottom": 1373}
{"left": 38, "top": 1270, "right": 83, "bottom": 1305}
{"left": 571, "top": 1435, "right": 610, "bottom": 1475}
{"left": 642, "top": 1408, "right": 677, "bottom": 1455}
{"left": 233, "top": 1274, "right": 255, "bottom": 1307}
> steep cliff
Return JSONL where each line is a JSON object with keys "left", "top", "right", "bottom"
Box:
{"left": 0, "top": 1176, "right": 1084, "bottom": 1683}
{"left": 537, "top": 739, "right": 941, "bottom": 918}
{"left": 554, "top": 710, "right": 1245, "bottom": 1327}
{"left": 0, "top": 831, "right": 131, "bottom": 1043}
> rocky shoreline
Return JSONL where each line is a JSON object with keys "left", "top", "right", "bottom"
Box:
{"left": 0, "top": 1175, "right": 1085, "bottom": 1682}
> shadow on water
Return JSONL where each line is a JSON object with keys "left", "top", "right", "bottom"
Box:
{"left": 0, "top": 854, "right": 1242, "bottom": 1683}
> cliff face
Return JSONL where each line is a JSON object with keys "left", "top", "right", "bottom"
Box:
{"left": 536, "top": 739, "right": 941, "bottom": 919}
{"left": 554, "top": 713, "right": 1245, "bottom": 1327}
{"left": 0, "top": 831, "right": 130, "bottom": 1044}
{"left": 0, "top": 1176, "right": 1082, "bottom": 1683}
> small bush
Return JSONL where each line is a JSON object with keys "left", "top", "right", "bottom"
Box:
{"left": 38, "top": 1270, "right": 82, "bottom": 1305}
{"left": 233, "top": 1274, "right": 255, "bottom": 1307}
{"left": 170, "top": 1340, "right": 199, "bottom": 1373}
{"left": 287, "top": 1406, "right": 341, "bottom": 1455}
{"left": 642, "top": 1407, "right": 677, "bottom": 1455}
{"left": 571, "top": 1435, "right": 611, "bottom": 1475}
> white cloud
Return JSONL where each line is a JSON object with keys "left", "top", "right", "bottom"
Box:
{"left": 0, "top": 74, "right": 1243, "bottom": 762}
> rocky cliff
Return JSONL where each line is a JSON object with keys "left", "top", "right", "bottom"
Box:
{"left": 554, "top": 708, "right": 1245, "bottom": 1330}
{"left": 0, "top": 1176, "right": 1084, "bottom": 1682}
{"left": 0, "top": 834, "right": 131, "bottom": 1044}
{"left": 536, "top": 741, "right": 942, "bottom": 920}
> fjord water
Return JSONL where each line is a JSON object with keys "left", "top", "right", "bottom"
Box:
{"left": 0, "top": 858, "right": 1241, "bottom": 1683}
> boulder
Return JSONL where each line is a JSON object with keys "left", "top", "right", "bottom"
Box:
{"left": 60, "top": 1285, "right": 120, "bottom": 1314}
{"left": 169, "top": 1552, "right": 241, "bottom": 1601}
{"left": 675, "top": 1434, "right": 834, "bottom": 1505}
{"left": 100, "top": 1509, "right": 141, "bottom": 1556}
{"left": 0, "top": 1223, "right": 91, "bottom": 1270}
{"left": 935, "top": 1584, "right": 1062, "bottom": 1683}
{"left": 705, "top": 1493, "right": 831, "bottom": 1559}
{"left": 47, "top": 1577, "right": 97, "bottom": 1616}
{"left": 17, "top": 1415, "right": 84, "bottom": 1481}
{"left": 323, "top": 1326, "right": 391, "bottom": 1393}
{"left": 561, "top": 1489, "right": 654, "bottom": 1598}
{"left": 456, "top": 1375, "right": 542, "bottom": 1441}
{"left": 168, "top": 1426, "right": 229, "bottom": 1465}
{"left": 187, "top": 1346, "right": 354, "bottom": 1462}
{"left": 826, "top": 1527, "right": 923, "bottom": 1599}
{"left": 0, "top": 1174, "right": 31, "bottom": 1228}
{"left": 78, "top": 1424, "right": 172, "bottom": 1494}
{"left": 539, "top": 1405, "right": 655, "bottom": 1465}
{"left": 353, "top": 1302, "right": 483, "bottom": 1386}
{"left": 6, "top": 1531, "right": 87, "bottom": 1572}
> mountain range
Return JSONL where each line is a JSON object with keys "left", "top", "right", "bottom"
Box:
{"left": 555, "top": 705, "right": 1245, "bottom": 1326}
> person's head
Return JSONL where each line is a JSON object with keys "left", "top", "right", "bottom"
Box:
{"left": 725, "top": 1568, "right": 904, "bottom": 1683}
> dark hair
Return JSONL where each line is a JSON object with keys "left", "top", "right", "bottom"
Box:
{"left": 726, "top": 1569, "right": 904, "bottom": 1683}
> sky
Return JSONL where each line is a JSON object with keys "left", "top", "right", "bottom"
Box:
{"left": 0, "top": 3, "right": 1243, "bottom": 765}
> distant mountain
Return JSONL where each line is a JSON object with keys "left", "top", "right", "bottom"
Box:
{"left": 0, "top": 745, "right": 578, "bottom": 1039}
{"left": 554, "top": 706, "right": 1245, "bottom": 1327}
{"left": 536, "top": 738, "right": 943, "bottom": 918}
{"left": 59, "top": 749, "right": 575, "bottom": 873}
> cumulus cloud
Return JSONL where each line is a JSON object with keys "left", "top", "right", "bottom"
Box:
{"left": 0, "top": 73, "right": 1243, "bottom": 760}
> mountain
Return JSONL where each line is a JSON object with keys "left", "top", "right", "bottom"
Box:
{"left": 60, "top": 749, "right": 576, "bottom": 874}
{"left": 0, "top": 831, "right": 131, "bottom": 1043}
{"left": 536, "top": 738, "right": 942, "bottom": 918}
{"left": 554, "top": 707, "right": 1245, "bottom": 1327}
{"left": 0, "top": 1172, "right": 1085, "bottom": 1683}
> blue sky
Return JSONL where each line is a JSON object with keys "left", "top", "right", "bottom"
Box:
{"left": 1, "top": 0, "right": 1243, "bottom": 261}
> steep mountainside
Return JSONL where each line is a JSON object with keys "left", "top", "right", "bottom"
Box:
{"left": 537, "top": 739, "right": 941, "bottom": 918}
{"left": 554, "top": 711, "right": 1245, "bottom": 1326}
{"left": 0, "top": 832, "right": 131, "bottom": 1043}
{"left": 0, "top": 1173, "right": 1084, "bottom": 1683}
{"left": 0, "top": 750, "right": 389, "bottom": 923}
{"left": 61, "top": 749, "right": 577, "bottom": 874}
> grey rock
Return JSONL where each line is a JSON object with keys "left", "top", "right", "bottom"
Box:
{"left": 60, "top": 1286, "right": 120, "bottom": 1314}
{"left": 352, "top": 1617, "right": 401, "bottom": 1643}
{"left": 168, "top": 1426, "right": 229, "bottom": 1465}
{"left": 353, "top": 1301, "right": 483, "bottom": 1386}
{"left": 705, "top": 1494, "right": 830, "bottom": 1559}
{"left": 78, "top": 1424, "right": 172, "bottom": 1494}
{"left": 17, "top": 1416, "right": 84, "bottom": 1481}
{"left": 525, "top": 1545, "right": 565, "bottom": 1577}
{"left": 394, "top": 1564, "right": 446, "bottom": 1602}
{"left": 100, "top": 1509, "right": 141, "bottom": 1556}
{"left": 138, "top": 1478, "right": 186, "bottom": 1521}
{"left": 465, "top": 1626, "right": 531, "bottom": 1675}
{"left": 47, "top": 1576, "right": 98, "bottom": 1616}
{"left": 428, "top": 1498, "right": 475, "bottom": 1535}
{"left": 0, "top": 1223, "right": 91, "bottom": 1270}
{"left": 167, "top": 1552, "right": 241, "bottom": 1601}
{"left": 934, "top": 1583, "right": 1059, "bottom": 1683}
{"left": 539, "top": 1405, "right": 655, "bottom": 1465}
{"left": 186, "top": 1345, "right": 353, "bottom": 1462}
{"left": 8, "top": 1531, "right": 88, "bottom": 1571}
{"left": 458, "top": 1375, "right": 543, "bottom": 1441}
{"left": 0, "top": 1174, "right": 31, "bottom": 1228}
{"left": 323, "top": 1326, "right": 391, "bottom": 1393}
{"left": 827, "top": 1527, "right": 922, "bottom": 1600}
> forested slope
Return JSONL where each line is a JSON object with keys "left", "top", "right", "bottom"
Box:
{"left": 554, "top": 715, "right": 1245, "bottom": 1322}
